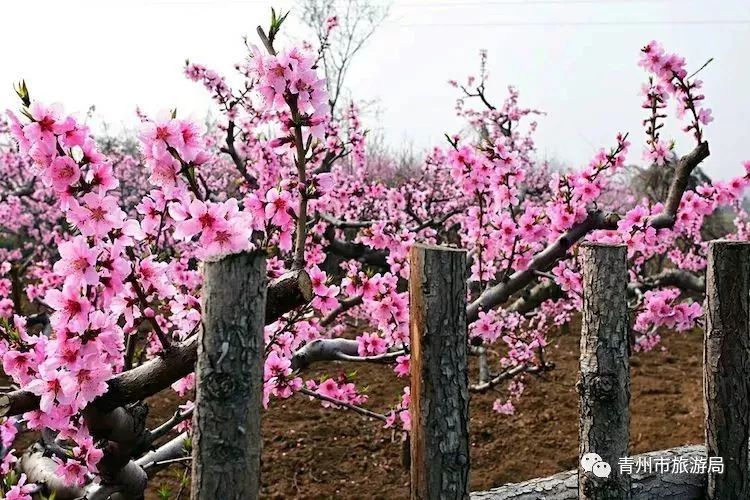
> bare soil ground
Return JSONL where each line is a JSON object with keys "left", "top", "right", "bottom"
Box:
{"left": 145, "top": 327, "right": 704, "bottom": 499}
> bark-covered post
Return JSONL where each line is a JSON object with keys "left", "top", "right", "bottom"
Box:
{"left": 578, "top": 243, "right": 631, "bottom": 500}
{"left": 409, "top": 244, "right": 469, "bottom": 500}
{"left": 191, "top": 252, "right": 267, "bottom": 500}
{"left": 704, "top": 240, "right": 750, "bottom": 499}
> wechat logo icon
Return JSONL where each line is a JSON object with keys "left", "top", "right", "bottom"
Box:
{"left": 581, "top": 452, "right": 611, "bottom": 478}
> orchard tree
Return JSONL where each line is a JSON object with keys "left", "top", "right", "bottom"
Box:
{"left": 0, "top": 8, "right": 747, "bottom": 499}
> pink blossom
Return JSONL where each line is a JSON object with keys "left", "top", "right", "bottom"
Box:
{"left": 356, "top": 333, "right": 387, "bottom": 357}
{"left": 45, "top": 285, "right": 91, "bottom": 333}
{"left": 493, "top": 400, "right": 515, "bottom": 415}
{"left": 53, "top": 236, "right": 99, "bottom": 288}
{"left": 25, "top": 364, "right": 77, "bottom": 413}
{"left": 394, "top": 355, "right": 410, "bottom": 377}
{"left": 4, "top": 473, "right": 35, "bottom": 500}
{"left": 47, "top": 156, "right": 81, "bottom": 191}
{"left": 68, "top": 192, "right": 125, "bottom": 238}
{"left": 264, "top": 188, "right": 294, "bottom": 227}
{"left": 53, "top": 457, "right": 88, "bottom": 487}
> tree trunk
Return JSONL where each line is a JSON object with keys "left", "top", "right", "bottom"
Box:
{"left": 704, "top": 240, "right": 750, "bottom": 499}
{"left": 409, "top": 244, "right": 469, "bottom": 500}
{"left": 470, "top": 445, "right": 706, "bottom": 500}
{"left": 191, "top": 252, "right": 266, "bottom": 500}
{"left": 578, "top": 243, "right": 631, "bottom": 500}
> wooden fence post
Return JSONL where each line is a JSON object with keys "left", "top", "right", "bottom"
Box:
{"left": 191, "top": 252, "right": 266, "bottom": 500}
{"left": 409, "top": 244, "right": 469, "bottom": 500}
{"left": 578, "top": 243, "right": 631, "bottom": 500}
{"left": 704, "top": 240, "right": 750, "bottom": 499}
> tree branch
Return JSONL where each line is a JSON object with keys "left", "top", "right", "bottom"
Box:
{"left": 320, "top": 295, "right": 363, "bottom": 327}
{"left": 290, "top": 338, "right": 404, "bottom": 371}
{"left": 468, "top": 140, "right": 710, "bottom": 323}
{"left": 299, "top": 387, "right": 387, "bottom": 422}
{"left": 221, "top": 119, "right": 258, "bottom": 189}
{"left": 0, "top": 270, "right": 313, "bottom": 417}
{"left": 629, "top": 268, "right": 705, "bottom": 295}
{"left": 469, "top": 363, "right": 549, "bottom": 393}
{"left": 649, "top": 141, "right": 710, "bottom": 229}
{"left": 319, "top": 212, "right": 376, "bottom": 229}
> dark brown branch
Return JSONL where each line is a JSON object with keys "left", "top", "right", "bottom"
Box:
{"left": 467, "top": 209, "right": 618, "bottom": 323}
{"left": 128, "top": 274, "right": 172, "bottom": 350}
{"left": 267, "top": 270, "right": 313, "bottom": 323}
{"left": 649, "top": 141, "right": 710, "bottom": 229}
{"left": 324, "top": 235, "right": 389, "bottom": 268}
{"left": 320, "top": 295, "right": 363, "bottom": 327}
{"left": 508, "top": 280, "right": 564, "bottom": 315}
{"left": 220, "top": 119, "right": 258, "bottom": 189}
{"left": 408, "top": 208, "right": 463, "bottom": 232}
{"left": 299, "top": 387, "right": 387, "bottom": 422}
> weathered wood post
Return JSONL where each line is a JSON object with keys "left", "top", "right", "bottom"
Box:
{"left": 409, "top": 244, "right": 469, "bottom": 500}
{"left": 578, "top": 243, "right": 631, "bottom": 500}
{"left": 191, "top": 252, "right": 267, "bottom": 500}
{"left": 704, "top": 240, "right": 750, "bottom": 499}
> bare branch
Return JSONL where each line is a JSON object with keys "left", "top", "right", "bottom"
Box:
{"left": 220, "top": 119, "right": 258, "bottom": 189}
{"left": 299, "top": 387, "right": 388, "bottom": 422}
{"left": 469, "top": 363, "right": 549, "bottom": 393}
{"left": 147, "top": 407, "right": 194, "bottom": 444}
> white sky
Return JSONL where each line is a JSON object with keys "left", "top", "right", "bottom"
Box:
{"left": 1, "top": 0, "right": 748, "bottom": 179}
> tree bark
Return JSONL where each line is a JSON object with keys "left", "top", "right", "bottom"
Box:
{"left": 191, "top": 251, "right": 266, "bottom": 500}
{"left": 578, "top": 243, "right": 631, "bottom": 500}
{"left": 470, "top": 445, "right": 706, "bottom": 500}
{"left": 84, "top": 403, "right": 150, "bottom": 497}
{"left": 704, "top": 240, "right": 750, "bottom": 499}
{"left": 266, "top": 269, "right": 312, "bottom": 323}
{"left": 409, "top": 244, "right": 469, "bottom": 500}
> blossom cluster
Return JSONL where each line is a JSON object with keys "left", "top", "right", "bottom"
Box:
{"left": 639, "top": 40, "right": 713, "bottom": 143}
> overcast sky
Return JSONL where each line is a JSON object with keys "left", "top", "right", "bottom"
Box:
{"left": 1, "top": 0, "right": 748, "bottom": 179}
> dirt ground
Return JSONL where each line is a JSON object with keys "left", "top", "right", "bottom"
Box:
{"left": 145, "top": 327, "right": 704, "bottom": 499}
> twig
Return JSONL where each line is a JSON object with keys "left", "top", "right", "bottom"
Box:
{"left": 299, "top": 387, "right": 387, "bottom": 422}
{"left": 148, "top": 407, "right": 194, "bottom": 443}
{"left": 319, "top": 212, "right": 376, "bottom": 229}
{"left": 320, "top": 296, "right": 363, "bottom": 327}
